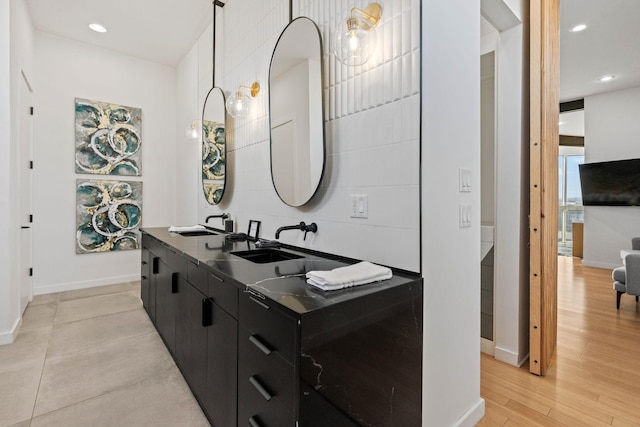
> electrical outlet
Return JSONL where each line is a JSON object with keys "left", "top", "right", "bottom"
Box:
{"left": 350, "top": 194, "right": 368, "bottom": 218}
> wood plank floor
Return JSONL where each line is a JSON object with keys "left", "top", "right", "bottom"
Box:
{"left": 478, "top": 256, "right": 640, "bottom": 426}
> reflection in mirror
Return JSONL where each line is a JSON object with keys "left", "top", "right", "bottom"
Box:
{"left": 269, "top": 17, "right": 325, "bottom": 207}
{"left": 202, "top": 87, "right": 226, "bottom": 204}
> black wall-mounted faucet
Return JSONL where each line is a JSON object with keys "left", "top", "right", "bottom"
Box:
{"left": 205, "top": 213, "right": 229, "bottom": 225}
{"left": 275, "top": 221, "right": 318, "bottom": 240}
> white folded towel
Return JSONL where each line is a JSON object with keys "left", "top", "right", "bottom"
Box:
{"left": 168, "top": 225, "right": 206, "bottom": 233}
{"left": 306, "top": 261, "right": 393, "bottom": 291}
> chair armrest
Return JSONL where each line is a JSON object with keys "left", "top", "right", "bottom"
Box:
{"left": 624, "top": 254, "right": 640, "bottom": 295}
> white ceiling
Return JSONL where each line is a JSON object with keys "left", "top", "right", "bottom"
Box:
{"left": 24, "top": 0, "right": 640, "bottom": 100}
{"left": 560, "top": 0, "right": 640, "bottom": 102}
{"left": 25, "top": 0, "right": 215, "bottom": 66}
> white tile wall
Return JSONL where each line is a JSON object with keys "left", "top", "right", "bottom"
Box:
{"left": 196, "top": 0, "right": 421, "bottom": 272}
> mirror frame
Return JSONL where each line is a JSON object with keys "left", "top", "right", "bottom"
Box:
{"left": 268, "top": 16, "right": 326, "bottom": 207}
{"left": 201, "top": 87, "right": 227, "bottom": 205}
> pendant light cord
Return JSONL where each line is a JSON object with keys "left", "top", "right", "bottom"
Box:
{"left": 212, "top": 1, "right": 225, "bottom": 88}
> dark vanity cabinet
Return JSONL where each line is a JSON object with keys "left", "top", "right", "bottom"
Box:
{"left": 140, "top": 230, "right": 423, "bottom": 427}
{"left": 141, "top": 234, "right": 239, "bottom": 427}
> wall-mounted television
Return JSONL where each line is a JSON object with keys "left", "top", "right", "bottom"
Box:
{"left": 579, "top": 158, "right": 640, "bottom": 206}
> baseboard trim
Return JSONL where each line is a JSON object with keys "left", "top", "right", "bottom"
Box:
{"left": 454, "top": 397, "right": 486, "bottom": 427}
{"left": 582, "top": 259, "right": 618, "bottom": 270}
{"left": 34, "top": 274, "right": 140, "bottom": 295}
{"left": 0, "top": 316, "right": 22, "bottom": 346}
{"left": 481, "top": 338, "right": 495, "bottom": 356}
{"left": 494, "top": 345, "right": 520, "bottom": 366}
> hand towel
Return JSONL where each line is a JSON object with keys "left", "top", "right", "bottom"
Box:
{"left": 306, "top": 261, "right": 392, "bottom": 291}
{"left": 168, "top": 225, "right": 206, "bottom": 233}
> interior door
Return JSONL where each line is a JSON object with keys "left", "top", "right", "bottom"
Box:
{"left": 529, "top": 0, "right": 560, "bottom": 376}
{"left": 18, "top": 71, "right": 33, "bottom": 314}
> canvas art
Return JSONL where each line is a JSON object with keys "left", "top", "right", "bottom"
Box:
{"left": 76, "top": 179, "right": 143, "bottom": 254}
{"left": 75, "top": 98, "right": 142, "bottom": 176}
{"left": 202, "top": 120, "right": 226, "bottom": 204}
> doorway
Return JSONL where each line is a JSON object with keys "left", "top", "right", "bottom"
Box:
{"left": 18, "top": 70, "right": 33, "bottom": 314}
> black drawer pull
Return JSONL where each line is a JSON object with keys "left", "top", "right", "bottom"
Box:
{"left": 152, "top": 257, "right": 159, "bottom": 274}
{"left": 249, "top": 376, "right": 272, "bottom": 401}
{"left": 249, "top": 296, "right": 270, "bottom": 310}
{"left": 249, "top": 334, "right": 272, "bottom": 356}
{"left": 142, "top": 275, "right": 148, "bottom": 280}
{"left": 209, "top": 272, "right": 225, "bottom": 283}
{"left": 141, "top": 261, "right": 147, "bottom": 265}
{"left": 171, "top": 273, "right": 179, "bottom": 294}
{"left": 248, "top": 416, "right": 262, "bottom": 427}
{"left": 202, "top": 298, "right": 214, "bottom": 327}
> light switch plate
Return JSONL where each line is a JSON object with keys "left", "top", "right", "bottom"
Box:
{"left": 459, "top": 168, "right": 471, "bottom": 192}
{"left": 459, "top": 204, "right": 471, "bottom": 228}
{"left": 350, "top": 194, "right": 368, "bottom": 218}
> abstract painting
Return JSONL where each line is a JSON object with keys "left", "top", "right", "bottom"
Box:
{"left": 202, "top": 120, "right": 226, "bottom": 204}
{"left": 75, "top": 98, "right": 142, "bottom": 176}
{"left": 76, "top": 179, "right": 143, "bottom": 254}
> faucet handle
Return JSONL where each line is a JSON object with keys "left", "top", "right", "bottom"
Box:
{"left": 303, "top": 222, "right": 317, "bottom": 241}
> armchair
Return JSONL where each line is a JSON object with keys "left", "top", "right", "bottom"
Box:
{"left": 633, "top": 237, "right": 640, "bottom": 250}
{"left": 613, "top": 253, "right": 640, "bottom": 309}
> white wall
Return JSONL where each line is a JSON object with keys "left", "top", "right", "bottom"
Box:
{"left": 0, "top": 0, "right": 14, "bottom": 343}
{"left": 583, "top": 86, "right": 640, "bottom": 268}
{"left": 31, "top": 32, "right": 178, "bottom": 294}
{"left": 422, "top": 0, "right": 484, "bottom": 425}
{"left": 184, "top": 0, "right": 422, "bottom": 272}
{"left": 0, "top": 0, "right": 35, "bottom": 344}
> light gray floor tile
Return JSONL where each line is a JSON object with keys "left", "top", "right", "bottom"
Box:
{"left": 31, "top": 368, "right": 209, "bottom": 427}
{"left": 20, "top": 302, "right": 57, "bottom": 332}
{"left": 34, "top": 332, "right": 175, "bottom": 417}
{"left": 54, "top": 291, "right": 141, "bottom": 325}
{"left": 7, "top": 420, "right": 31, "bottom": 427}
{"left": 59, "top": 282, "right": 134, "bottom": 302}
{"left": 29, "top": 293, "right": 59, "bottom": 306}
{"left": 129, "top": 280, "right": 141, "bottom": 295}
{"left": 47, "top": 309, "right": 155, "bottom": 358}
{"left": 0, "top": 360, "right": 44, "bottom": 426}
{"left": 0, "top": 326, "right": 50, "bottom": 372}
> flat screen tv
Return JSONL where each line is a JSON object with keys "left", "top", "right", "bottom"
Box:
{"left": 579, "top": 158, "right": 640, "bottom": 206}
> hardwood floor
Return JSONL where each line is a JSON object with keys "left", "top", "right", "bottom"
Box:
{"left": 478, "top": 256, "right": 640, "bottom": 426}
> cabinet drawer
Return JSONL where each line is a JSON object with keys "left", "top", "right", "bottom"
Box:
{"left": 144, "top": 235, "right": 166, "bottom": 259}
{"left": 187, "top": 261, "right": 208, "bottom": 295}
{"left": 165, "top": 248, "right": 187, "bottom": 278}
{"left": 239, "top": 326, "right": 295, "bottom": 411}
{"left": 239, "top": 293, "right": 297, "bottom": 364}
{"left": 238, "top": 363, "right": 295, "bottom": 427}
{"left": 209, "top": 272, "right": 238, "bottom": 318}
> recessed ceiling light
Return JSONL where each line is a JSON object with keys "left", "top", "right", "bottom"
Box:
{"left": 89, "top": 23, "right": 107, "bottom": 33}
{"left": 570, "top": 24, "right": 587, "bottom": 32}
{"left": 599, "top": 75, "right": 615, "bottom": 82}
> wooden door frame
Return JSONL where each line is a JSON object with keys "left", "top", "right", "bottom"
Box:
{"left": 529, "top": 0, "right": 560, "bottom": 376}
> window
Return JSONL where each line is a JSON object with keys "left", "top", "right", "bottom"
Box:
{"left": 558, "top": 154, "right": 584, "bottom": 249}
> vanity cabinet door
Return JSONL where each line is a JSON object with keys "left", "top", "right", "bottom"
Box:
{"left": 205, "top": 299, "right": 238, "bottom": 427}
{"left": 154, "top": 258, "right": 177, "bottom": 354}
{"left": 175, "top": 275, "right": 209, "bottom": 405}
{"left": 140, "top": 247, "right": 150, "bottom": 314}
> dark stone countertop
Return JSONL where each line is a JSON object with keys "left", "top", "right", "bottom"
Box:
{"left": 141, "top": 227, "right": 421, "bottom": 316}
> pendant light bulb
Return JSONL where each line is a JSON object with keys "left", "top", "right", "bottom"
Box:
{"left": 333, "top": 3, "right": 382, "bottom": 66}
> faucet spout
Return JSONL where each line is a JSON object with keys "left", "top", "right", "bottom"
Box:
{"left": 205, "top": 213, "right": 229, "bottom": 225}
{"left": 275, "top": 221, "right": 318, "bottom": 240}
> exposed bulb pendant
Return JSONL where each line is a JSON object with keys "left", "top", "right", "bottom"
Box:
{"left": 184, "top": 119, "right": 202, "bottom": 142}
{"left": 226, "top": 82, "right": 260, "bottom": 119}
{"left": 333, "top": 2, "right": 382, "bottom": 66}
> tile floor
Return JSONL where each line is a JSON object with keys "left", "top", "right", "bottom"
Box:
{"left": 0, "top": 282, "right": 210, "bottom": 427}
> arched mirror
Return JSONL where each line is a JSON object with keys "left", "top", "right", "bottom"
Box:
{"left": 269, "top": 17, "right": 325, "bottom": 207}
{"left": 202, "top": 1, "right": 226, "bottom": 205}
{"left": 202, "top": 87, "right": 226, "bottom": 204}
